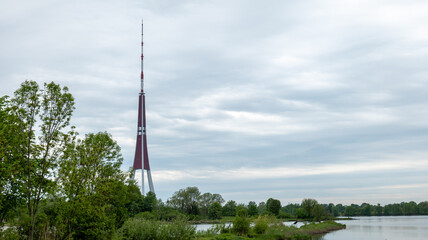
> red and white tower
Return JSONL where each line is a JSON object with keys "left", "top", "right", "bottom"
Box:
{"left": 133, "top": 19, "right": 154, "bottom": 195}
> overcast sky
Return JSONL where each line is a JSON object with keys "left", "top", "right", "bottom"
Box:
{"left": 1, "top": 0, "right": 428, "bottom": 205}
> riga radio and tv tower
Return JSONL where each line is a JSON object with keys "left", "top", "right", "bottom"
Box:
{"left": 133, "top": 19, "right": 154, "bottom": 195}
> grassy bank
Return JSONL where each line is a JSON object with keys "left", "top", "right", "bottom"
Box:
{"left": 196, "top": 219, "right": 345, "bottom": 240}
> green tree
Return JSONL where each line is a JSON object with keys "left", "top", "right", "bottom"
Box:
{"left": 208, "top": 202, "right": 222, "bottom": 220}
{"left": 361, "top": 203, "right": 372, "bottom": 216}
{"left": 326, "top": 203, "right": 339, "bottom": 217}
{"left": 10, "top": 81, "right": 75, "bottom": 240}
{"left": 296, "top": 208, "right": 307, "bottom": 219}
{"left": 266, "top": 198, "right": 282, "bottom": 216}
{"left": 57, "top": 131, "right": 125, "bottom": 239}
{"left": 301, "top": 198, "right": 318, "bottom": 219}
{"left": 233, "top": 208, "right": 250, "bottom": 236}
{"left": 258, "top": 202, "right": 266, "bottom": 214}
{"left": 0, "top": 96, "right": 26, "bottom": 224}
{"left": 247, "top": 201, "right": 258, "bottom": 216}
{"left": 344, "top": 205, "right": 357, "bottom": 216}
{"left": 403, "top": 201, "right": 418, "bottom": 215}
{"left": 418, "top": 201, "right": 428, "bottom": 215}
{"left": 222, "top": 200, "right": 237, "bottom": 217}
{"left": 143, "top": 191, "right": 157, "bottom": 212}
{"left": 313, "top": 204, "right": 326, "bottom": 221}
{"left": 167, "top": 187, "right": 201, "bottom": 215}
{"left": 281, "top": 203, "right": 300, "bottom": 217}
{"left": 198, "top": 192, "right": 224, "bottom": 216}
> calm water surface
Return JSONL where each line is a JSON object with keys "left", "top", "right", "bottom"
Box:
{"left": 196, "top": 216, "right": 428, "bottom": 240}
{"left": 315, "top": 216, "right": 428, "bottom": 240}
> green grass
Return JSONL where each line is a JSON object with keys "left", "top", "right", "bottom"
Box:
{"left": 196, "top": 220, "right": 346, "bottom": 240}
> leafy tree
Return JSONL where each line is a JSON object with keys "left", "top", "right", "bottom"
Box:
{"left": 198, "top": 192, "right": 224, "bottom": 216}
{"left": 312, "top": 204, "right": 326, "bottom": 221}
{"left": 222, "top": 200, "right": 237, "bottom": 217}
{"left": 167, "top": 187, "right": 201, "bottom": 215}
{"left": 143, "top": 191, "right": 158, "bottom": 212}
{"left": 0, "top": 96, "right": 26, "bottom": 224}
{"left": 57, "top": 131, "right": 125, "bottom": 239}
{"left": 374, "top": 204, "right": 383, "bottom": 216}
{"left": 301, "top": 198, "right": 318, "bottom": 219}
{"left": 390, "top": 203, "right": 403, "bottom": 215}
{"left": 266, "top": 198, "right": 282, "bottom": 216}
{"left": 247, "top": 201, "right": 258, "bottom": 216}
{"left": 124, "top": 180, "right": 145, "bottom": 217}
{"left": 296, "top": 208, "right": 307, "bottom": 219}
{"left": 208, "top": 202, "right": 222, "bottom": 220}
{"left": 281, "top": 203, "right": 300, "bottom": 217}
{"left": 403, "top": 201, "right": 418, "bottom": 215}
{"left": 233, "top": 208, "right": 250, "bottom": 236}
{"left": 418, "top": 201, "right": 428, "bottom": 215}
{"left": 258, "top": 202, "right": 266, "bottom": 214}
{"left": 326, "top": 203, "right": 339, "bottom": 217}
{"left": 10, "top": 81, "right": 75, "bottom": 240}
{"left": 344, "top": 205, "right": 357, "bottom": 216}
{"left": 361, "top": 203, "right": 372, "bottom": 216}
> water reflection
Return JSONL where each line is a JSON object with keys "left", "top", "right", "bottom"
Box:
{"left": 316, "top": 216, "right": 428, "bottom": 240}
{"left": 195, "top": 216, "right": 428, "bottom": 240}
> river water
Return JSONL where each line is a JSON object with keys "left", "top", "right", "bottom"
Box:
{"left": 196, "top": 216, "right": 428, "bottom": 240}
{"left": 315, "top": 216, "right": 428, "bottom": 240}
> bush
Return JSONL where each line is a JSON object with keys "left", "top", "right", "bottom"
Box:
{"left": 115, "top": 217, "right": 196, "bottom": 240}
{"left": 278, "top": 212, "right": 292, "bottom": 219}
{"left": 0, "top": 227, "right": 20, "bottom": 240}
{"left": 134, "top": 211, "right": 157, "bottom": 221}
{"left": 208, "top": 202, "right": 223, "bottom": 220}
{"left": 232, "top": 209, "right": 250, "bottom": 236}
{"left": 253, "top": 216, "right": 268, "bottom": 234}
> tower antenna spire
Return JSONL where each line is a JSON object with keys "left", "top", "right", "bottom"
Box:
{"left": 133, "top": 19, "right": 155, "bottom": 195}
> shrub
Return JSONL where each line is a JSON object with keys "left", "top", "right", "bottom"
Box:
{"left": 232, "top": 209, "right": 250, "bottom": 236}
{"left": 253, "top": 216, "right": 268, "bottom": 234}
{"left": 115, "top": 217, "right": 196, "bottom": 240}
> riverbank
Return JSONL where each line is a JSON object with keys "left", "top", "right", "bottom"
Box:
{"left": 196, "top": 220, "right": 346, "bottom": 240}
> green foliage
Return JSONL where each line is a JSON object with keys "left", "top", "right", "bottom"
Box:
{"left": 288, "top": 233, "right": 311, "bottom": 240}
{"left": 208, "top": 202, "right": 223, "bottom": 220}
{"left": 143, "top": 191, "right": 157, "bottom": 212}
{"left": 0, "top": 96, "right": 26, "bottom": 224}
{"left": 199, "top": 193, "right": 225, "bottom": 217}
{"left": 301, "top": 199, "right": 318, "bottom": 219}
{"left": 344, "top": 205, "right": 358, "bottom": 216}
{"left": 0, "top": 226, "right": 20, "bottom": 240}
{"left": 213, "top": 233, "right": 248, "bottom": 240}
{"left": 232, "top": 209, "right": 250, "bottom": 236}
{"left": 266, "top": 198, "right": 282, "bottom": 216}
{"left": 253, "top": 215, "right": 269, "bottom": 234}
{"left": 281, "top": 203, "right": 300, "bottom": 217}
{"left": 312, "top": 204, "right": 326, "bottom": 221}
{"left": 115, "top": 217, "right": 196, "bottom": 240}
{"left": 167, "top": 186, "right": 201, "bottom": 215}
{"left": 222, "top": 200, "right": 237, "bottom": 217}
{"left": 247, "top": 201, "right": 258, "bottom": 217}
{"left": 277, "top": 212, "right": 292, "bottom": 219}
{"left": 55, "top": 131, "right": 126, "bottom": 238}
{"left": 296, "top": 208, "right": 307, "bottom": 219}
{"left": 257, "top": 202, "right": 266, "bottom": 214}
{"left": 8, "top": 80, "right": 75, "bottom": 239}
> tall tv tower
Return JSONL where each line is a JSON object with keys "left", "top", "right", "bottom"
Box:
{"left": 133, "top": 19, "right": 154, "bottom": 195}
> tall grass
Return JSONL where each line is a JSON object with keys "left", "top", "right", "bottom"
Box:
{"left": 114, "top": 217, "right": 196, "bottom": 240}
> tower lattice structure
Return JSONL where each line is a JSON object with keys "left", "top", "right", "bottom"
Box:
{"left": 133, "top": 19, "right": 154, "bottom": 195}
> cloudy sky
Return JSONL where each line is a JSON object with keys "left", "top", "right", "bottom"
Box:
{"left": 2, "top": 0, "right": 428, "bottom": 205}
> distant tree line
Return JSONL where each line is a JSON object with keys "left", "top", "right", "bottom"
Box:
{"left": 164, "top": 187, "right": 428, "bottom": 220}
